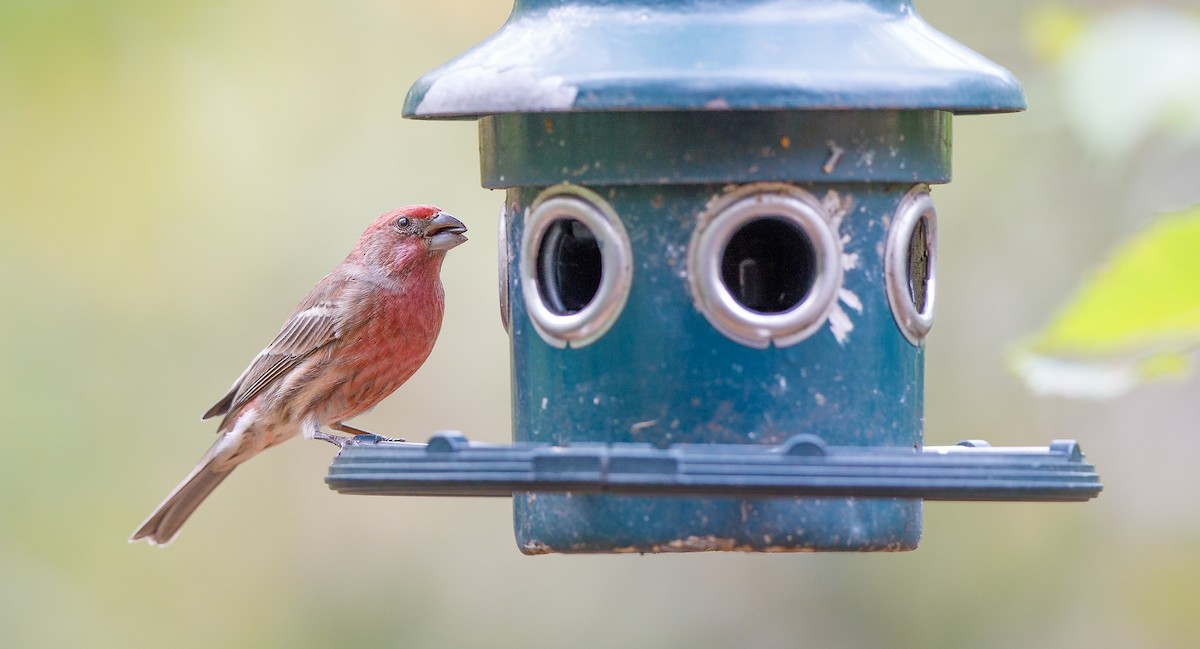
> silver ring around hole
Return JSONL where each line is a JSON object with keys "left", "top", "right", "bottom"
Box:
{"left": 498, "top": 202, "right": 511, "bottom": 334}
{"left": 885, "top": 186, "right": 937, "bottom": 345}
{"left": 520, "top": 186, "right": 632, "bottom": 349}
{"left": 688, "top": 185, "right": 843, "bottom": 349}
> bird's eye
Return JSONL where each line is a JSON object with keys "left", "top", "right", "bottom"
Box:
{"left": 394, "top": 216, "right": 411, "bottom": 230}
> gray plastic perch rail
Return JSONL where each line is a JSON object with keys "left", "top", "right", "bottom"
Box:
{"left": 326, "top": 433, "right": 1102, "bottom": 502}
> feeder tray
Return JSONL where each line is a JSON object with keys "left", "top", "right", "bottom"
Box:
{"left": 327, "top": 432, "right": 1101, "bottom": 502}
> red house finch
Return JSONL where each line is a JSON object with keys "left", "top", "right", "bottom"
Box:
{"left": 131, "top": 205, "right": 467, "bottom": 546}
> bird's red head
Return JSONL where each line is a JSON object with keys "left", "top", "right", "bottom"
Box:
{"left": 352, "top": 205, "right": 468, "bottom": 275}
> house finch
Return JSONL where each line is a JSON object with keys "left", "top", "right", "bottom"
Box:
{"left": 130, "top": 205, "right": 467, "bottom": 546}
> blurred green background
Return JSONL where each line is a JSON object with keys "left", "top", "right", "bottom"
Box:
{"left": 2, "top": 1, "right": 1198, "bottom": 647}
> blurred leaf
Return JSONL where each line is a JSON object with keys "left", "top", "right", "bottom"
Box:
{"left": 1012, "top": 204, "right": 1200, "bottom": 397}
{"left": 1024, "top": 5, "right": 1087, "bottom": 63}
{"left": 1046, "top": 6, "right": 1200, "bottom": 157}
{"left": 1137, "top": 350, "right": 1191, "bottom": 381}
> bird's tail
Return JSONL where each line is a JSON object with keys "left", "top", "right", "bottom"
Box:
{"left": 130, "top": 442, "right": 236, "bottom": 546}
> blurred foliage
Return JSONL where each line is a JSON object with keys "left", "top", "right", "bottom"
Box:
{"left": 1026, "top": 5, "right": 1200, "bottom": 158}
{"left": 1, "top": 2, "right": 1197, "bottom": 649}
{"left": 1013, "top": 206, "right": 1200, "bottom": 397}
{"left": 1015, "top": 5, "right": 1200, "bottom": 397}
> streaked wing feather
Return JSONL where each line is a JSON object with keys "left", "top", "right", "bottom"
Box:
{"left": 231, "top": 355, "right": 308, "bottom": 410}
{"left": 202, "top": 389, "right": 236, "bottom": 420}
{"left": 205, "top": 277, "right": 350, "bottom": 427}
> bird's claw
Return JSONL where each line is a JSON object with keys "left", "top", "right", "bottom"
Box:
{"left": 312, "top": 431, "right": 406, "bottom": 448}
{"left": 329, "top": 423, "right": 404, "bottom": 443}
{"left": 312, "top": 430, "right": 350, "bottom": 448}
{"left": 350, "top": 433, "right": 405, "bottom": 445}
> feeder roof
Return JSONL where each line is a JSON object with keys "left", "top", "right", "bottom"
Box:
{"left": 403, "top": 0, "right": 1027, "bottom": 119}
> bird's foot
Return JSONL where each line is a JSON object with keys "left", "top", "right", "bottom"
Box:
{"left": 312, "top": 423, "right": 407, "bottom": 447}
{"left": 312, "top": 430, "right": 352, "bottom": 448}
{"left": 350, "top": 433, "right": 404, "bottom": 445}
{"left": 331, "top": 422, "right": 405, "bottom": 443}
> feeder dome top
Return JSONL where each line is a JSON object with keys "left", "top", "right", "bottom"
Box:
{"left": 403, "top": 0, "right": 1027, "bottom": 119}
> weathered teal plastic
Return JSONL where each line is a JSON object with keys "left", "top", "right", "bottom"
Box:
{"left": 403, "top": 0, "right": 1026, "bottom": 118}
{"left": 479, "top": 110, "right": 951, "bottom": 187}
{"left": 499, "top": 112, "right": 933, "bottom": 551}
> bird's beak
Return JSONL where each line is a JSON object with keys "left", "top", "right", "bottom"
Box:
{"left": 425, "top": 212, "right": 468, "bottom": 252}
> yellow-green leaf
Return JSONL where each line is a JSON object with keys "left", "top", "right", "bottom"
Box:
{"left": 1013, "top": 205, "right": 1200, "bottom": 397}
{"left": 1024, "top": 6, "right": 1087, "bottom": 64}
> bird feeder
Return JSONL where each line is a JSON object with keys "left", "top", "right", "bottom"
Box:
{"left": 327, "top": 0, "right": 1102, "bottom": 553}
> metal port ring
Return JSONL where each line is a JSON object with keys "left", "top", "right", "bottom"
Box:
{"left": 688, "top": 185, "right": 843, "bottom": 349}
{"left": 885, "top": 186, "right": 937, "bottom": 345}
{"left": 498, "top": 202, "right": 511, "bottom": 334}
{"left": 520, "top": 185, "right": 632, "bottom": 349}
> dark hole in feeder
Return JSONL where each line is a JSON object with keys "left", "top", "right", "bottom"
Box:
{"left": 537, "top": 218, "right": 603, "bottom": 315}
{"left": 720, "top": 217, "right": 816, "bottom": 313}
{"left": 907, "top": 216, "right": 931, "bottom": 313}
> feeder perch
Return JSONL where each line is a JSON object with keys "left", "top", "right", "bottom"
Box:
{"left": 327, "top": 0, "right": 1102, "bottom": 553}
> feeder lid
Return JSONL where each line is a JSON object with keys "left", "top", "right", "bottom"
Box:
{"left": 327, "top": 433, "right": 1101, "bottom": 502}
{"left": 403, "top": 0, "right": 1027, "bottom": 119}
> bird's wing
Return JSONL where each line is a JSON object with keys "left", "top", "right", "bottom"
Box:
{"left": 202, "top": 275, "right": 351, "bottom": 425}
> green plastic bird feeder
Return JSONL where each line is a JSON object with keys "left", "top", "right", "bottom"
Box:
{"left": 326, "top": 0, "right": 1101, "bottom": 553}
